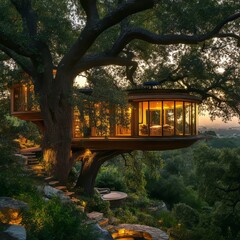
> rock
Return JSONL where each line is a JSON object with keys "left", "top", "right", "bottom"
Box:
{"left": 147, "top": 201, "right": 168, "bottom": 213}
{"left": 43, "top": 185, "right": 71, "bottom": 203}
{"left": 0, "top": 197, "right": 28, "bottom": 225}
{"left": 0, "top": 198, "right": 28, "bottom": 211}
{"left": 92, "top": 224, "right": 114, "bottom": 240}
{"left": 87, "top": 212, "right": 103, "bottom": 221}
{"left": 4, "top": 225, "right": 26, "bottom": 240}
{"left": 0, "top": 231, "right": 18, "bottom": 240}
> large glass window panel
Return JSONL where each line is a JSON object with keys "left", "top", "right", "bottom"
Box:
{"left": 73, "top": 109, "right": 83, "bottom": 138}
{"left": 196, "top": 104, "right": 199, "bottom": 135}
{"left": 94, "top": 103, "right": 110, "bottom": 137}
{"left": 139, "top": 101, "right": 149, "bottom": 136}
{"left": 163, "top": 101, "right": 174, "bottom": 136}
{"left": 192, "top": 103, "right": 196, "bottom": 135}
{"left": 184, "top": 102, "right": 191, "bottom": 135}
{"left": 176, "top": 101, "right": 183, "bottom": 135}
{"left": 116, "top": 106, "right": 131, "bottom": 136}
{"left": 149, "top": 101, "right": 162, "bottom": 136}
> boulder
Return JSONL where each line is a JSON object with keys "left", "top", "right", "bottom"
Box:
{"left": 0, "top": 197, "right": 28, "bottom": 225}
{"left": 0, "top": 198, "right": 28, "bottom": 211}
{"left": 92, "top": 224, "right": 114, "bottom": 240}
{"left": 43, "top": 185, "right": 71, "bottom": 203}
{"left": 4, "top": 225, "right": 26, "bottom": 240}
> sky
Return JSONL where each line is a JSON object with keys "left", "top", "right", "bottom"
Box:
{"left": 199, "top": 114, "right": 240, "bottom": 129}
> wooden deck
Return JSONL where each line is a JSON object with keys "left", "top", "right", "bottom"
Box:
{"left": 72, "top": 136, "right": 202, "bottom": 151}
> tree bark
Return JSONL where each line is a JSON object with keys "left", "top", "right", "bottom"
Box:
{"left": 75, "top": 150, "right": 121, "bottom": 195}
{"left": 39, "top": 72, "right": 74, "bottom": 184}
{"left": 42, "top": 107, "right": 73, "bottom": 183}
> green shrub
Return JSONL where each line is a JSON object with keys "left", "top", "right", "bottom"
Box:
{"left": 135, "top": 211, "right": 156, "bottom": 226}
{"left": 84, "top": 193, "right": 110, "bottom": 214}
{"left": 173, "top": 203, "right": 199, "bottom": 229}
{"left": 127, "top": 193, "right": 150, "bottom": 209}
{"left": 114, "top": 208, "right": 138, "bottom": 223}
{"left": 96, "top": 166, "right": 127, "bottom": 191}
{"left": 0, "top": 165, "right": 35, "bottom": 197}
{"left": 157, "top": 211, "right": 177, "bottom": 228}
{"left": 22, "top": 196, "right": 98, "bottom": 240}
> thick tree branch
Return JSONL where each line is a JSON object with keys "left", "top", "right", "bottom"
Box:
{"left": 109, "top": 12, "right": 240, "bottom": 55}
{"left": 99, "top": 0, "right": 155, "bottom": 31}
{"left": 0, "top": 29, "right": 35, "bottom": 57}
{"left": 60, "top": 0, "right": 155, "bottom": 70}
{"left": 80, "top": 0, "right": 99, "bottom": 22}
{"left": 10, "top": 0, "right": 37, "bottom": 37}
{"left": 0, "top": 44, "right": 33, "bottom": 75}
{"left": 216, "top": 33, "right": 240, "bottom": 41}
{"left": 72, "top": 54, "right": 138, "bottom": 74}
{"left": 187, "top": 87, "right": 240, "bottom": 115}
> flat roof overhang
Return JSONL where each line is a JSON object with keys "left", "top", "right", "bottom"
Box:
{"left": 127, "top": 89, "right": 201, "bottom": 103}
{"left": 71, "top": 136, "right": 203, "bottom": 151}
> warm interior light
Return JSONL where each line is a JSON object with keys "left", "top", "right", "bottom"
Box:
{"left": 53, "top": 69, "right": 57, "bottom": 79}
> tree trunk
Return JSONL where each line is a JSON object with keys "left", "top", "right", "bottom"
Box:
{"left": 40, "top": 73, "right": 74, "bottom": 184}
{"left": 75, "top": 150, "right": 121, "bottom": 195}
{"left": 42, "top": 110, "right": 73, "bottom": 183}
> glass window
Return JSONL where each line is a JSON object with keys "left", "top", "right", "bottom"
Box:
{"left": 176, "top": 101, "right": 183, "bottom": 135}
{"left": 163, "top": 101, "right": 174, "bottom": 136}
{"left": 139, "top": 102, "right": 149, "bottom": 136}
{"left": 73, "top": 109, "right": 83, "bottom": 138}
{"left": 184, "top": 102, "right": 191, "bottom": 135}
{"left": 116, "top": 106, "right": 131, "bottom": 136}
{"left": 196, "top": 104, "right": 199, "bottom": 135}
{"left": 149, "top": 101, "right": 162, "bottom": 136}
{"left": 192, "top": 103, "right": 196, "bottom": 135}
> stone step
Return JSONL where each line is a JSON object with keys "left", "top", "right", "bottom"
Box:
{"left": 64, "top": 191, "right": 75, "bottom": 196}
{"left": 71, "top": 197, "right": 81, "bottom": 204}
{"left": 55, "top": 186, "right": 67, "bottom": 191}
{"left": 98, "top": 218, "right": 109, "bottom": 227}
{"left": 28, "top": 165, "right": 45, "bottom": 173}
{"left": 44, "top": 176, "right": 55, "bottom": 182}
{"left": 27, "top": 158, "right": 38, "bottom": 161}
{"left": 104, "top": 225, "right": 116, "bottom": 232}
{"left": 48, "top": 181, "right": 60, "bottom": 186}
{"left": 21, "top": 152, "right": 36, "bottom": 156}
{"left": 87, "top": 212, "right": 103, "bottom": 221}
{"left": 28, "top": 161, "right": 39, "bottom": 165}
{"left": 31, "top": 173, "right": 47, "bottom": 179}
{"left": 27, "top": 157, "right": 38, "bottom": 160}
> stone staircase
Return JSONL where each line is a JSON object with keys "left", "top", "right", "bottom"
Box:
{"left": 18, "top": 150, "right": 78, "bottom": 203}
{"left": 17, "top": 150, "right": 45, "bottom": 178}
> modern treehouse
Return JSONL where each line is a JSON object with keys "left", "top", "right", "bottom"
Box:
{"left": 10, "top": 83, "right": 201, "bottom": 151}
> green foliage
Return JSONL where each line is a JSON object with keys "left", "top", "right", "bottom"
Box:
{"left": 124, "top": 152, "right": 147, "bottom": 197}
{"left": 127, "top": 193, "right": 150, "bottom": 209}
{"left": 96, "top": 166, "right": 127, "bottom": 191}
{"left": 158, "top": 211, "right": 177, "bottom": 229}
{"left": 84, "top": 193, "right": 110, "bottom": 214}
{"left": 0, "top": 164, "right": 35, "bottom": 197}
{"left": 192, "top": 143, "right": 240, "bottom": 239}
{"left": 173, "top": 203, "right": 199, "bottom": 229}
{"left": 114, "top": 208, "right": 138, "bottom": 224}
{"left": 21, "top": 196, "right": 97, "bottom": 240}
